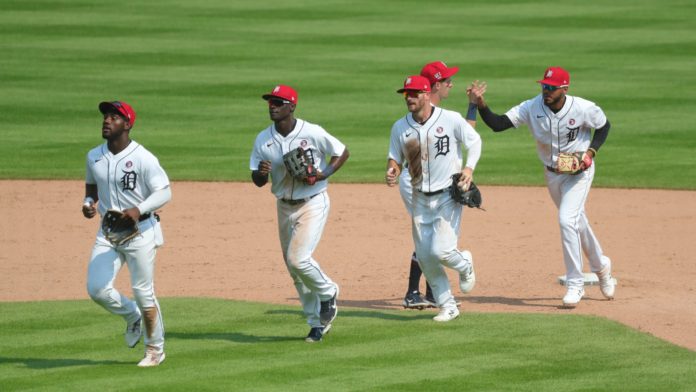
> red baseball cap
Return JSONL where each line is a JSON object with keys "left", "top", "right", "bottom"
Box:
{"left": 99, "top": 101, "right": 136, "bottom": 126}
{"left": 537, "top": 66, "right": 570, "bottom": 87}
{"left": 397, "top": 75, "right": 431, "bottom": 93}
{"left": 420, "top": 61, "right": 459, "bottom": 85}
{"left": 262, "top": 85, "right": 298, "bottom": 105}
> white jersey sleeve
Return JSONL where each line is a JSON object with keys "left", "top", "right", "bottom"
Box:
{"left": 249, "top": 128, "right": 272, "bottom": 171}
{"left": 452, "top": 112, "right": 482, "bottom": 170}
{"left": 584, "top": 100, "right": 607, "bottom": 129}
{"left": 504, "top": 97, "right": 535, "bottom": 128}
{"left": 388, "top": 121, "right": 405, "bottom": 165}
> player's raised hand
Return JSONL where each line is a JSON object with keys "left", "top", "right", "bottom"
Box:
{"left": 468, "top": 80, "right": 488, "bottom": 108}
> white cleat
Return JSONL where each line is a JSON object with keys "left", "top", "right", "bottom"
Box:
{"left": 125, "top": 317, "right": 142, "bottom": 348}
{"left": 458, "top": 250, "right": 476, "bottom": 294}
{"left": 596, "top": 266, "right": 615, "bottom": 300}
{"left": 562, "top": 286, "right": 585, "bottom": 308}
{"left": 433, "top": 307, "right": 460, "bottom": 322}
{"left": 137, "top": 346, "right": 166, "bottom": 367}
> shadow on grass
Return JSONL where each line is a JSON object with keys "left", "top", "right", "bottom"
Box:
{"left": 167, "top": 332, "right": 297, "bottom": 343}
{"left": 0, "top": 357, "right": 131, "bottom": 369}
{"left": 266, "top": 307, "right": 433, "bottom": 321}
{"left": 466, "top": 296, "right": 560, "bottom": 308}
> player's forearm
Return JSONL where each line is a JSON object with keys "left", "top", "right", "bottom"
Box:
{"left": 478, "top": 106, "right": 514, "bottom": 132}
{"left": 464, "top": 139, "right": 482, "bottom": 170}
{"left": 321, "top": 148, "right": 350, "bottom": 179}
{"left": 589, "top": 119, "right": 610, "bottom": 154}
{"left": 84, "top": 183, "right": 98, "bottom": 203}
{"left": 137, "top": 186, "right": 171, "bottom": 214}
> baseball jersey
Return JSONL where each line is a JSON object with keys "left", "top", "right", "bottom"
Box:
{"left": 85, "top": 141, "right": 170, "bottom": 217}
{"left": 505, "top": 94, "right": 607, "bottom": 168}
{"left": 389, "top": 106, "right": 482, "bottom": 193}
{"left": 250, "top": 119, "right": 346, "bottom": 200}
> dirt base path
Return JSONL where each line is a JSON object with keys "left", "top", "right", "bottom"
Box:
{"left": 1, "top": 180, "right": 694, "bottom": 351}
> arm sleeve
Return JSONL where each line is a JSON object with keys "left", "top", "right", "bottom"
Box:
{"left": 317, "top": 127, "right": 346, "bottom": 158}
{"left": 478, "top": 106, "right": 514, "bottom": 132}
{"left": 85, "top": 154, "right": 95, "bottom": 184}
{"left": 590, "top": 119, "right": 610, "bottom": 152}
{"left": 249, "top": 134, "right": 265, "bottom": 171}
{"left": 137, "top": 186, "right": 172, "bottom": 214}
{"left": 454, "top": 113, "right": 483, "bottom": 170}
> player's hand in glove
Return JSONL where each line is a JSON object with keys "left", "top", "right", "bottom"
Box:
{"left": 102, "top": 209, "right": 140, "bottom": 246}
{"left": 557, "top": 152, "right": 593, "bottom": 174}
{"left": 580, "top": 151, "right": 593, "bottom": 171}
{"left": 283, "top": 147, "right": 318, "bottom": 185}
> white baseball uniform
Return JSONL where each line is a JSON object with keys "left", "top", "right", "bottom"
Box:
{"left": 85, "top": 140, "right": 170, "bottom": 351}
{"left": 250, "top": 119, "right": 342, "bottom": 328}
{"left": 389, "top": 106, "right": 482, "bottom": 310}
{"left": 505, "top": 94, "right": 611, "bottom": 289}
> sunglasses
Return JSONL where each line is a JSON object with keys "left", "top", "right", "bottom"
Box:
{"left": 542, "top": 84, "right": 566, "bottom": 92}
{"left": 268, "top": 98, "right": 291, "bottom": 106}
{"left": 403, "top": 91, "right": 426, "bottom": 98}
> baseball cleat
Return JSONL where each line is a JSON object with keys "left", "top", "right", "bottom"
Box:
{"left": 137, "top": 346, "right": 165, "bottom": 367}
{"left": 423, "top": 294, "right": 437, "bottom": 308}
{"left": 320, "top": 286, "right": 338, "bottom": 326}
{"left": 403, "top": 291, "right": 428, "bottom": 310}
{"left": 433, "top": 307, "right": 460, "bottom": 322}
{"left": 305, "top": 325, "right": 331, "bottom": 343}
{"left": 562, "top": 286, "right": 585, "bottom": 308}
{"left": 458, "top": 251, "right": 476, "bottom": 294}
{"left": 125, "top": 317, "right": 142, "bottom": 348}
{"left": 596, "top": 266, "right": 615, "bottom": 300}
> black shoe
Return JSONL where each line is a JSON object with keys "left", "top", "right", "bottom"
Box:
{"left": 320, "top": 288, "right": 338, "bottom": 326}
{"left": 305, "top": 327, "right": 329, "bottom": 343}
{"left": 403, "top": 291, "right": 428, "bottom": 309}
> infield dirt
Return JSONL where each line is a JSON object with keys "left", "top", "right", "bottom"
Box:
{"left": 1, "top": 180, "right": 694, "bottom": 350}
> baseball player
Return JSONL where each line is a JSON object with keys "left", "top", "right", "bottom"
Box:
{"left": 471, "top": 66, "right": 615, "bottom": 307}
{"left": 82, "top": 101, "right": 171, "bottom": 367}
{"left": 250, "top": 85, "right": 349, "bottom": 342}
{"left": 401, "top": 61, "right": 484, "bottom": 309}
{"left": 387, "top": 76, "right": 482, "bottom": 322}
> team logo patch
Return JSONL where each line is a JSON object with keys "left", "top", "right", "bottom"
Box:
{"left": 405, "top": 77, "right": 412, "bottom": 85}
{"left": 300, "top": 140, "right": 308, "bottom": 147}
{"left": 546, "top": 70, "right": 553, "bottom": 77}
{"left": 434, "top": 135, "right": 450, "bottom": 158}
{"left": 569, "top": 119, "right": 575, "bottom": 126}
{"left": 273, "top": 86, "right": 280, "bottom": 93}
{"left": 436, "top": 126, "right": 444, "bottom": 134}
{"left": 434, "top": 72, "right": 442, "bottom": 80}
{"left": 125, "top": 161, "right": 133, "bottom": 168}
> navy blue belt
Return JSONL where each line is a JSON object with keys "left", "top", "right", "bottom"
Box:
{"left": 280, "top": 193, "right": 320, "bottom": 205}
{"left": 139, "top": 213, "right": 160, "bottom": 222}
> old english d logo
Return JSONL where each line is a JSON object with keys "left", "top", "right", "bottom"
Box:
{"left": 121, "top": 171, "right": 137, "bottom": 191}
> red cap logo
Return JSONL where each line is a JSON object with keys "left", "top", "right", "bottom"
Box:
{"left": 420, "top": 61, "right": 460, "bottom": 85}
{"left": 397, "top": 75, "right": 431, "bottom": 93}
{"left": 262, "top": 85, "right": 298, "bottom": 104}
{"left": 537, "top": 66, "right": 570, "bottom": 87}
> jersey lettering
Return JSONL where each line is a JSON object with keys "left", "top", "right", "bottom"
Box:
{"left": 120, "top": 170, "right": 137, "bottom": 191}
{"left": 566, "top": 126, "right": 579, "bottom": 143}
{"left": 434, "top": 135, "right": 450, "bottom": 157}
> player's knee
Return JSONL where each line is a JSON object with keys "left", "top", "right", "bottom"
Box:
{"left": 131, "top": 287, "right": 156, "bottom": 308}
{"left": 86, "top": 284, "right": 109, "bottom": 303}
{"left": 558, "top": 214, "right": 576, "bottom": 230}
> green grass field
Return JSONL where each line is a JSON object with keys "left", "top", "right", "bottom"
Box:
{"left": 2, "top": 299, "right": 695, "bottom": 391}
{"left": 2, "top": 1, "right": 695, "bottom": 390}
{"left": 1, "top": 0, "right": 695, "bottom": 187}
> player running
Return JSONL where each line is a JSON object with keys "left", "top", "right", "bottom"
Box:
{"left": 250, "top": 85, "right": 349, "bottom": 342}
{"left": 82, "top": 101, "right": 171, "bottom": 367}
{"left": 386, "top": 76, "right": 482, "bottom": 322}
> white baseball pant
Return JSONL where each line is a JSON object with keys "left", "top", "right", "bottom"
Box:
{"left": 545, "top": 164, "right": 611, "bottom": 289}
{"left": 277, "top": 191, "right": 338, "bottom": 328}
{"left": 86, "top": 220, "right": 165, "bottom": 350}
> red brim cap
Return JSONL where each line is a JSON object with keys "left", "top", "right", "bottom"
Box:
{"left": 397, "top": 75, "right": 432, "bottom": 93}
{"left": 537, "top": 66, "right": 570, "bottom": 87}
{"left": 99, "top": 101, "right": 136, "bottom": 126}
{"left": 262, "top": 85, "right": 298, "bottom": 104}
{"left": 420, "top": 61, "right": 459, "bottom": 85}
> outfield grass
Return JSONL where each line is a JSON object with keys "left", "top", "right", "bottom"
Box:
{"left": 0, "top": 298, "right": 694, "bottom": 391}
{"left": 1, "top": 0, "right": 695, "bottom": 188}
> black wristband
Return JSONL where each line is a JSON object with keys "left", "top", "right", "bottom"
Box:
{"left": 466, "top": 103, "right": 477, "bottom": 121}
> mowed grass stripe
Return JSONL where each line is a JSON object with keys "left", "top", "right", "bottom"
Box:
{"left": 1, "top": 298, "right": 694, "bottom": 391}
{"left": 0, "top": 0, "right": 695, "bottom": 187}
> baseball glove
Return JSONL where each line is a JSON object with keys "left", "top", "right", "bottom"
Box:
{"left": 450, "top": 173, "right": 483, "bottom": 209}
{"left": 283, "top": 147, "right": 317, "bottom": 185}
{"left": 556, "top": 152, "right": 584, "bottom": 174}
{"left": 102, "top": 209, "right": 140, "bottom": 246}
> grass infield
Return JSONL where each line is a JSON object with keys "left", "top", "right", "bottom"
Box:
{"left": 1, "top": 0, "right": 695, "bottom": 188}
{"left": 1, "top": 298, "right": 695, "bottom": 391}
